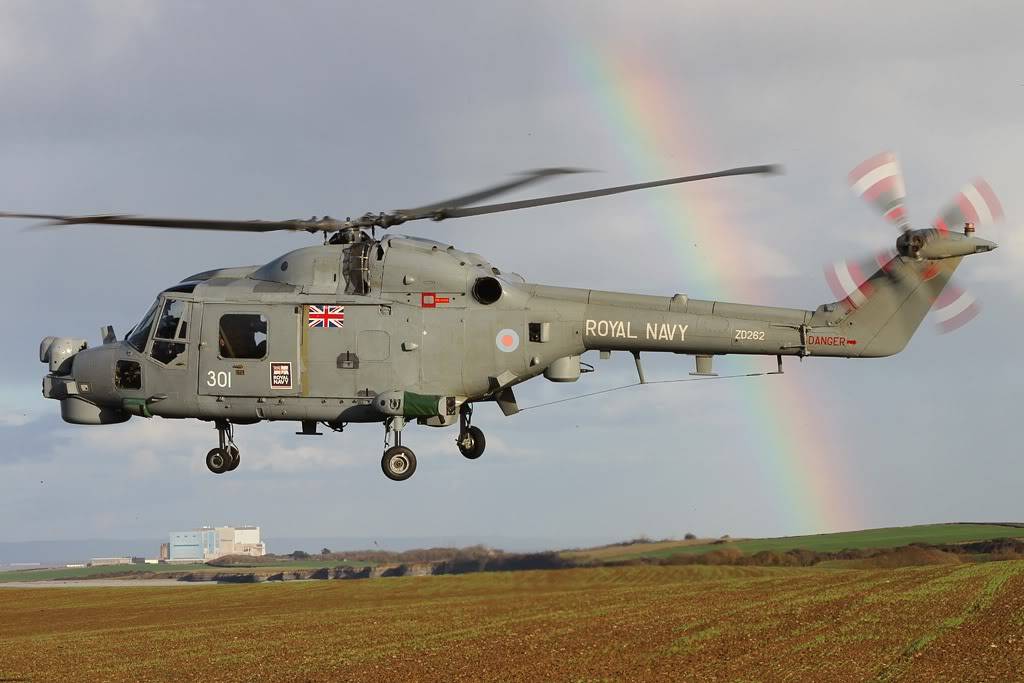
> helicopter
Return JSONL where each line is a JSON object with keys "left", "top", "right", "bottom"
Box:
{"left": 6, "top": 153, "right": 1001, "bottom": 481}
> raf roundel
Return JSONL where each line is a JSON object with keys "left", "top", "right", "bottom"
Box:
{"left": 495, "top": 328, "right": 520, "bottom": 353}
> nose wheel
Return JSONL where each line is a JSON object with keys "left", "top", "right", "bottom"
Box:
{"left": 206, "top": 420, "right": 241, "bottom": 474}
{"left": 457, "top": 404, "right": 486, "bottom": 460}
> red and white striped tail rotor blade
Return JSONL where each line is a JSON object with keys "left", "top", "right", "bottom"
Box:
{"left": 932, "top": 178, "right": 1004, "bottom": 233}
{"left": 824, "top": 258, "right": 872, "bottom": 309}
{"left": 848, "top": 152, "right": 910, "bottom": 230}
{"left": 933, "top": 283, "right": 980, "bottom": 334}
{"left": 824, "top": 250, "right": 898, "bottom": 310}
{"left": 873, "top": 246, "right": 899, "bottom": 273}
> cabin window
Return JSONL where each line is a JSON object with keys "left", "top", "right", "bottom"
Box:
{"left": 114, "top": 360, "right": 142, "bottom": 390}
{"left": 151, "top": 298, "right": 191, "bottom": 367}
{"left": 218, "top": 313, "right": 268, "bottom": 359}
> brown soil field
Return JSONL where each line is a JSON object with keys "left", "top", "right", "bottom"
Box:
{"left": 2, "top": 562, "right": 1023, "bottom": 682}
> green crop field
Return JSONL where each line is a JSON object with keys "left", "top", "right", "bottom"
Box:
{"left": 2, "top": 562, "right": 1023, "bottom": 681}
{"left": 0, "top": 563, "right": 210, "bottom": 582}
{"left": 596, "top": 523, "right": 1024, "bottom": 562}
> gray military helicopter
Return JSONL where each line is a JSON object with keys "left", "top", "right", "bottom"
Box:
{"left": 7, "top": 153, "right": 1001, "bottom": 481}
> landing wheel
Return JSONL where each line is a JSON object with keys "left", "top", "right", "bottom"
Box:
{"left": 206, "top": 447, "right": 230, "bottom": 474}
{"left": 382, "top": 446, "right": 417, "bottom": 481}
{"left": 225, "top": 444, "right": 241, "bottom": 472}
{"left": 209, "top": 420, "right": 240, "bottom": 474}
{"left": 457, "top": 426, "right": 486, "bottom": 460}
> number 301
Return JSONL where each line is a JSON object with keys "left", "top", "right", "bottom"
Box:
{"left": 206, "top": 370, "right": 231, "bottom": 388}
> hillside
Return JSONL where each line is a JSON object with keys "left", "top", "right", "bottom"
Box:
{"left": 567, "top": 523, "right": 1024, "bottom": 563}
{"left": 4, "top": 523, "right": 1023, "bottom": 585}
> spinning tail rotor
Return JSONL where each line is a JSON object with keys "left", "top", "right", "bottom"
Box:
{"left": 826, "top": 152, "right": 1003, "bottom": 334}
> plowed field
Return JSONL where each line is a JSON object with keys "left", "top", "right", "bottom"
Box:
{"left": 2, "top": 562, "right": 1024, "bottom": 681}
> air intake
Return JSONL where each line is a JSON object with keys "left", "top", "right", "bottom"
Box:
{"left": 472, "top": 276, "right": 503, "bottom": 305}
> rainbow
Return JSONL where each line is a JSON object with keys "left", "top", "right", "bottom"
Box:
{"left": 571, "top": 48, "right": 861, "bottom": 534}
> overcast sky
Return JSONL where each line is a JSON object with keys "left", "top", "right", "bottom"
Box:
{"left": 1, "top": 1, "right": 1021, "bottom": 549}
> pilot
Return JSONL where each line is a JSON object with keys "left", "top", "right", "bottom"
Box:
{"left": 251, "top": 316, "right": 267, "bottom": 357}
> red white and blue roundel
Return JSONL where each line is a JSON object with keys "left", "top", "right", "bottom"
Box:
{"left": 495, "top": 328, "right": 520, "bottom": 352}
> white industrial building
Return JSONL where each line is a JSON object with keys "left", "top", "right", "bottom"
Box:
{"left": 167, "top": 526, "right": 265, "bottom": 562}
{"left": 88, "top": 557, "right": 133, "bottom": 567}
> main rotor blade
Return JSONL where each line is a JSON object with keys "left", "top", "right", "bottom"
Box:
{"left": 0, "top": 212, "right": 347, "bottom": 233}
{"left": 422, "top": 164, "right": 780, "bottom": 221}
{"left": 1, "top": 164, "right": 779, "bottom": 234}
{"left": 397, "top": 167, "right": 587, "bottom": 220}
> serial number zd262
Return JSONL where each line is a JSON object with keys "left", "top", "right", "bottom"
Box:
{"left": 734, "top": 329, "right": 766, "bottom": 341}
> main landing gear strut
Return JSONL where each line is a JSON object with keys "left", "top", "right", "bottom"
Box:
{"left": 379, "top": 404, "right": 488, "bottom": 482}
{"left": 457, "top": 403, "right": 486, "bottom": 460}
{"left": 206, "top": 419, "right": 241, "bottom": 474}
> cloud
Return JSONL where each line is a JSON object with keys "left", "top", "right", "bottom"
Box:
{"left": 0, "top": 412, "right": 34, "bottom": 427}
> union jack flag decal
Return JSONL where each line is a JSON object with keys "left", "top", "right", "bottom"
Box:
{"left": 307, "top": 305, "right": 345, "bottom": 328}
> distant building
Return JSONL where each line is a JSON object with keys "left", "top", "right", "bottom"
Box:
{"left": 159, "top": 543, "right": 170, "bottom": 561}
{"left": 167, "top": 526, "right": 266, "bottom": 561}
{"left": 168, "top": 531, "right": 204, "bottom": 562}
{"left": 88, "top": 557, "right": 133, "bottom": 567}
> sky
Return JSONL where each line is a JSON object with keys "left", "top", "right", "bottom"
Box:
{"left": 0, "top": 1, "right": 1021, "bottom": 551}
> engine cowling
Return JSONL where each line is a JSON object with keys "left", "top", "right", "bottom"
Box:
{"left": 898, "top": 229, "right": 997, "bottom": 260}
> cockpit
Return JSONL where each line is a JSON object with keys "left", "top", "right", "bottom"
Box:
{"left": 125, "top": 293, "right": 192, "bottom": 367}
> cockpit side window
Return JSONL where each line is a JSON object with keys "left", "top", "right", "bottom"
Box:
{"left": 151, "top": 298, "right": 191, "bottom": 367}
{"left": 218, "top": 314, "right": 267, "bottom": 359}
{"left": 126, "top": 301, "right": 160, "bottom": 352}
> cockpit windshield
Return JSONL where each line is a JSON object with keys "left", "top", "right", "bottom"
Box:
{"left": 151, "top": 299, "right": 190, "bottom": 366}
{"left": 126, "top": 300, "right": 160, "bottom": 352}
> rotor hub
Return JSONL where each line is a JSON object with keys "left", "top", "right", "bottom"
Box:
{"left": 328, "top": 227, "right": 371, "bottom": 245}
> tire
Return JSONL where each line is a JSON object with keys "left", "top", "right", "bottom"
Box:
{"left": 382, "top": 446, "right": 417, "bottom": 481}
{"left": 226, "top": 445, "right": 241, "bottom": 472}
{"left": 457, "top": 426, "right": 486, "bottom": 460}
{"left": 206, "top": 447, "right": 229, "bottom": 474}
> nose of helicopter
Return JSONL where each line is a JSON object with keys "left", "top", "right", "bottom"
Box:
{"left": 40, "top": 337, "right": 132, "bottom": 425}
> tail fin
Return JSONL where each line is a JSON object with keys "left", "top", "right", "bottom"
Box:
{"left": 822, "top": 255, "right": 962, "bottom": 357}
